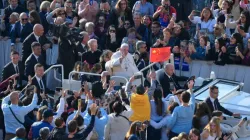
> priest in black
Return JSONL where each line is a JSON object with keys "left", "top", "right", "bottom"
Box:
{"left": 82, "top": 39, "right": 102, "bottom": 68}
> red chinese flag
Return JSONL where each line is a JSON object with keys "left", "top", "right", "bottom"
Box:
{"left": 150, "top": 47, "right": 171, "bottom": 62}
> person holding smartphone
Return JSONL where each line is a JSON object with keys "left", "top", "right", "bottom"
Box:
{"left": 78, "top": 0, "right": 99, "bottom": 22}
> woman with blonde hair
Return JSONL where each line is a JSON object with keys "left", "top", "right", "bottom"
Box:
{"left": 201, "top": 116, "right": 223, "bottom": 140}
{"left": 125, "top": 121, "right": 146, "bottom": 140}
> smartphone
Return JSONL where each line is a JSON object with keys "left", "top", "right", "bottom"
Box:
{"left": 106, "top": 75, "right": 110, "bottom": 84}
{"left": 243, "top": 117, "right": 247, "bottom": 121}
{"left": 55, "top": 87, "right": 62, "bottom": 92}
{"left": 95, "top": 99, "right": 100, "bottom": 106}
{"left": 134, "top": 75, "right": 142, "bottom": 79}
{"left": 89, "top": 0, "right": 93, "bottom": 5}
{"left": 239, "top": 25, "right": 244, "bottom": 30}
{"left": 9, "top": 80, "right": 13, "bottom": 89}
{"left": 78, "top": 99, "right": 81, "bottom": 107}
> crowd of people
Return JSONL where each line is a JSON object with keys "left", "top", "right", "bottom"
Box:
{"left": 1, "top": 0, "right": 250, "bottom": 139}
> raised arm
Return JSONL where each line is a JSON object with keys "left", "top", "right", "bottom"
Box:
{"left": 225, "top": 15, "right": 237, "bottom": 29}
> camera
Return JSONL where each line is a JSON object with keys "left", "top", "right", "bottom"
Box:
{"left": 163, "top": 5, "right": 169, "bottom": 11}
{"left": 59, "top": 23, "right": 83, "bottom": 45}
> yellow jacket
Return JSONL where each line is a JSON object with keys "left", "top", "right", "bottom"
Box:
{"left": 129, "top": 93, "right": 151, "bottom": 122}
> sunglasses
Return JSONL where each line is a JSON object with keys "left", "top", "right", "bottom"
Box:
{"left": 124, "top": 22, "right": 130, "bottom": 25}
{"left": 22, "top": 18, "right": 28, "bottom": 21}
{"left": 109, "top": 30, "right": 115, "bottom": 33}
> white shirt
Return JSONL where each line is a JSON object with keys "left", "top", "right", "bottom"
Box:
{"left": 32, "top": 53, "right": 39, "bottom": 62}
{"left": 35, "top": 75, "right": 44, "bottom": 89}
{"left": 1, "top": 93, "right": 38, "bottom": 134}
{"left": 81, "top": 43, "right": 86, "bottom": 50}
{"left": 190, "top": 16, "right": 216, "bottom": 33}
{"left": 34, "top": 34, "right": 40, "bottom": 42}
{"left": 110, "top": 51, "right": 139, "bottom": 78}
{"left": 12, "top": 62, "right": 18, "bottom": 73}
{"left": 210, "top": 97, "right": 217, "bottom": 110}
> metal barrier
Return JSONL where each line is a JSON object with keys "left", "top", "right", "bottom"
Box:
{"left": 67, "top": 71, "right": 129, "bottom": 90}
{"left": 19, "top": 64, "right": 64, "bottom": 100}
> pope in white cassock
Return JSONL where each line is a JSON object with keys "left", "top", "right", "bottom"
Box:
{"left": 109, "top": 43, "right": 139, "bottom": 78}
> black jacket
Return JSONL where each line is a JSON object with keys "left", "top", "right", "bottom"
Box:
{"left": 4, "top": 5, "right": 25, "bottom": 24}
{"left": 24, "top": 54, "right": 46, "bottom": 77}
{"left": 11, "top": 21, "right": 33, "bottom": 44}
{"left": 48, "top": 127, "right": 66, "bottom": 140}
{"left": 156, "top": 69, "right": 187, "bottom": 97}
{"left": 205, "top": 97, "right": 233, "bottom": 116}
{"left": 62, "top": 115, "right": 95, "bottom": 140}
{"left": 1, "top": 61, "right": 24, "bottom": 86}
{"left": 22, "top": 33, "right": 52, "bottom": 63}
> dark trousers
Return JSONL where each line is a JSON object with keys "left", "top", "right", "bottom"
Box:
{"left": 147, "top": 125, "right": 162, "bottom": 140}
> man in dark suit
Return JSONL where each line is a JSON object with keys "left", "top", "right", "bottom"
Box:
{"left": 11, "top": 12, "right": 33, "bottom": 47}
{"left": 25, "top": 42, "right": 46, "bottom": 78}
{"left": 4, "top": 0, "right": 25, "bottom": 24}
{"left": 1, "top": 51, "right": 24, "bottom": 88}
{"left": 205, "top": 85, "right": 240, "bottom": 117}
{"left": 156, "top": 63, "right": 187, "bottom": 97}
{"left": 2, "top": 12, "right": 19, "bottom": 39}
{"left": 22, "top": 24, "right": 52, "bottom": 63}
{"left": 31, "top": 63, "right": 47, "bottom": 104}
{"left": 75, "top": 31, "right": 89, "bottom": 61}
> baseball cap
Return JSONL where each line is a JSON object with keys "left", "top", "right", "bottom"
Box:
{"left": 42, "top": 109, "right": 57, "bottom": 118}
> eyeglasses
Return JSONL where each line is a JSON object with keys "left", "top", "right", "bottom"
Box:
{"left": 109, "top": 30, "right": 116, "bottom": 33}
{"left": 22, "top": 18, "right": 28, "bottom": 21}
{"left": 124, "top": 22, "right": 130, "bottom": 25}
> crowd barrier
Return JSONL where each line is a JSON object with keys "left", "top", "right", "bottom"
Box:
{"left": 0, "top": 40, "right": 59, "bottom": 81}
{"left": 175, "top": 60, "right": 250, "bottom": 93}
{"left": 66, "top": 71, "right": 129, "bottom": 91}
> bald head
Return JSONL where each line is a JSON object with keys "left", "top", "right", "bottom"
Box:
{"left": 10, "top": 91, "right": 19, "bottom": 105}
{"left": 19, "top": 12, "right": 28, "bottom": 24}
{"left": 164, "top": 63, "right": 174, "bottom": 76}
{"left": 33, "top": 24, "right": 44, "bottom": 36}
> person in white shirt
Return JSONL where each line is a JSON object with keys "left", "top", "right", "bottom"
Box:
{"left": 1, "top": 90, "right": 38, "bottom": 140}
{"left": 110, "top": 43, "right": 139, "bottom": 79}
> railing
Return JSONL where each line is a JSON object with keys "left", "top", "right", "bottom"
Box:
{"left": 67, "top": 71, "right": 129, "bottom": 90}
{"left": 19, "top": 64, "right": 64, "bottom": 100}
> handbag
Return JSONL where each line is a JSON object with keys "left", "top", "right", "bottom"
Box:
{"left": 9, "top": 107, "right": 24, "bottom": 126}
